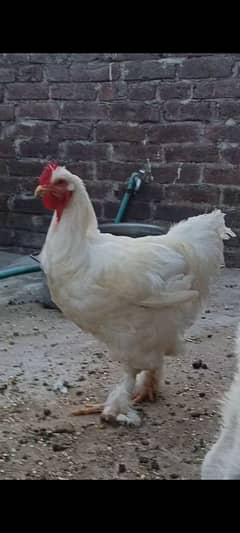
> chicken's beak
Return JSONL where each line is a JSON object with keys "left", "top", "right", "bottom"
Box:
{"left": 34, "top": 185, "right": 47, "bottom": 198}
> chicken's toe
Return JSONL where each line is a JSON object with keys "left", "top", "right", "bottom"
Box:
{"left": 71, "top": 404, "right": 103, "bottom": 416}
{"left": 133, "top": 370, "right": 159, "bottom": 404}
{"left": 101, "top": 409, "right": 141, "bottom": 427}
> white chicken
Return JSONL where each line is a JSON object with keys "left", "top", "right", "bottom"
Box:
{"left": 201, "top": 324, "right": 240, "bottom": 480}
{"left": 35, "top": 163, "right": 235, "bottom": 426}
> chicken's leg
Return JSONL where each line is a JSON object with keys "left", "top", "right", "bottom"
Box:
{"left": 71, "top": 368, "right": 139, "bottom": 423}
{"left": 133, "top": 362, "right": 163, "bottom": 404}
{"left": 101, "top": 369, "right": 140, "bottom": 426}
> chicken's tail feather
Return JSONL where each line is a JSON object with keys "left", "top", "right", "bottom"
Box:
{"left": 165, "top": 209, "right": 236, "bottom": 305}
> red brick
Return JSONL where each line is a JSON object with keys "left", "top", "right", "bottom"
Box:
{"left": 0, "top": 160, "right": 8, "bottom": 173}
{"left": 220, "top": 146, "right": 240, "bottom": 165}
{"left": 0, "top": 68, "right": 15, "bottom": 82}
{"left": 5, "top": 212, "right": 51, "bottom": 232}
{"left": 179, "top": 164, "right": 201, "bottom": 183}
{"left": 29, "top": 54, "right": 69, "bottom": 64}
{"left": 8, "top": 160, "right": 44, "bottom": 177}
{"left": 205, "top": 124, "right": 240, "bottom": 143}
{"left": 29, "top": 54, "right": 49, "bottom": 63}
{"left": 18, "top": 140, "right": 58, "bottom": 158}
{"left": 179, "top": 56, "right": 233, "bottom": 78}
{"left": 7, "top": 83, "right": 49, "bottom": 100}
{"left": 70, "top": 63, "right": 120, "bottom": 82}
{"left": 0, "top": 194, "right": 9, "bottom": 211}
{"left": 62, "top": 102, "right": 109, "bottom": 120}
{"left": 85, "top": 181, "right": 111, "bottom": 199}
{"left": 127, "top": 82, "right": 156, "bottom": 100}
{"left": 12, "top": 122, "right": 50, "bottom": 140}
{"left": 223, "top": 208, "right": 240, "bottom": 228}
{"left": 155, "top": 204, "right": 203, "bottom": 223}
{"left": 110, "top": 102, "right": 159, "bottom": 122}
{"left": 164, "top": 101, "right": 212, "bottom": 121}
{"left": 125, "top": 201, "right": 151, "bottom": 220}
{"left": 53, "top": 123, "right": 93, "bottom": 141}
{"left": 124, "top": 60, "right": 176, "bottom": 80}
{"left": 165, "top": 144, "right": 218, "bottom": 163}
{"left": 97, "top": 162, "right": 200, "bottom": 186}
{"left": 152, "top": 163, "right": 200, "bottom": 184}
{"left": 0, "top": 140, "right": 15, "bottom": 158}
{"left": 50, "top": 83, "right": 98, "bottom": 100}
{"left": 193, "top": 79, "right": 240, "bottom": 99}
{"left": 8, "top": 194, "right": 45, "bottom": 214}
{"left": 40, "top": 55, "right": 70, "bottom": 64}
{"left": 13, "top": 229, "right": 46, "bottom": 249}
{"left": 159, "top": 81, "right": 191, "bottom": 99}
{"left": 45, "top": 65, "right": 69, "bottom": 81}
{"left": 203, "top": 166, "right": 240, "bottom": 185}
{"left": 147, "top": 124, "right": 201, "bottom": 143}
{"left": 32, "top": 214, "right": 51, "bottom": 231}
{"left": 104, "top": 201, "right": 119, "bottom": 219}
{"left": 67, "top": 161, "right": 95, "bottom": 180}
{"left": 8, "top": 195, "right": 46, "bottom": 214}
{"left": 96, "top": 122, "right": 145, "bottom": 142}
{"left": 138, "top": 183, "right": 164, "bottom": 201}
{"left": 98, "top": 82, "right": 127, "bottom": 101}
{"left": 17, "top": 65, "right": 43, "bottom": 82}
{"left": 218, "top": 101, "right": 240, "bottom": 120}
{"left": 164, "top": 184, "right": 220, "bottom": 205}
{"left": 97, "top": 161, "right": 139, "bottom": 181}
{"left": 223, "top": 188, "right": 240, "bottom": 206}
{"left": 111, "top": 54, "right": 163, "bottom": 61}
{"left": 112, "top": 143, "right": 163, "bottom": 163}
{"left": 221, "top": 231, "right": 240, "bottom": 249}
{"left": 63, "top": 142, "right": 110, "bottom": 161}
{"left": 17, "top": 102, "right": 59, "bottom": 120}
{"left": 0, "top": 176, "right": 35, "bottom": 194}
{"left": 150, "top": 164, "right": 179, "bottom": 184}
{"left": 225, "top": 249, "right": 240, "bottom": 268}
{"left": 70, "top": 54, "right": 103, "bottom": 62}
{"left": 0, "top": 104, "right": 14, "bottom": 120}
{"left": 1, "top": 54, "right": 29, "bottom": 64}
{"left": 0, "top": 228, "right": 14, "bottom": 246}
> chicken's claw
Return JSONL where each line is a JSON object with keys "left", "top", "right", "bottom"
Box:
{"left": 101, "top": 409, "right": 141, "bottom": 427}
{"left": 133, "top": 388, "right": 156, "bottom": 403}
{"left": 71, "top": 404, "right": 103, "bottom": 416}
{"left": 100, "top": 413, "right": 119, "bottom": 426}
{"left": 133, "top": 370, "right": 159, "bottom": 404}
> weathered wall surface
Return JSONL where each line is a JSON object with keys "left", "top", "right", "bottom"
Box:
{"left": 0, "top": 53, "right": 239, "bottom": 264}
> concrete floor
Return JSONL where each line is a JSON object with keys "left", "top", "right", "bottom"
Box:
{"left": 0, "top": 251, "right": 239, "bottom": 479}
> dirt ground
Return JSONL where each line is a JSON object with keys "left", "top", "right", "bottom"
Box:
{"left": 0, "top": 253, "right": 239, "bottom": 479}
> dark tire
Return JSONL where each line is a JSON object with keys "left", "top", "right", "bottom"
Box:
{"left": 99, "top": 222, "right": 168, "bottom": 238}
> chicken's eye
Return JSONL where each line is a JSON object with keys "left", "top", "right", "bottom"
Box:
{"left": 56, "top": 179, "right": 65, "bottom": 186}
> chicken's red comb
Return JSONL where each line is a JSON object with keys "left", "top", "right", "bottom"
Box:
{"left": 39, "top": 162, "right": 59, "bottom": 185}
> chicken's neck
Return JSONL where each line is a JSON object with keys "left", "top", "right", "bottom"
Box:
{"left": 40, "top": 188, "right": 99, "bottom": 276}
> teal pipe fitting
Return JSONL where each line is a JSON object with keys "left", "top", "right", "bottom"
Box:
{"left": 114, "top": 172, "right": 143, "bottom": 224}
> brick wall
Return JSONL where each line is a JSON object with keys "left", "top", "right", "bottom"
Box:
{"left": 0, "top": 53, "right": 239, "bottom": 265}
